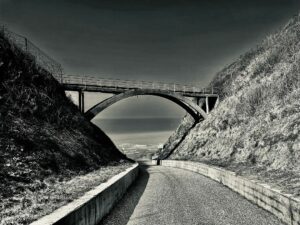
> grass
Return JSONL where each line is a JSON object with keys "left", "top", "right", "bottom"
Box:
{"left": 159, "top": 13, "right": 300, "bottom": 197}
{"left": 0, "top": 26, "right": 130, "bottom": 225}
{"left": 0, "top": 162, "right": 132, "bottom": 225}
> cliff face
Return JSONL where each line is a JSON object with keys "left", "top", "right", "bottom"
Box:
{"left": 0, "top": 31, "right": 126, "bottom": 199}
{"left": 159, "top": 14, "right": 300, "bottom": 175}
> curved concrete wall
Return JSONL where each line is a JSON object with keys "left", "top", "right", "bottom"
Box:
{"left": 30, "top": 164, "right": 139, "bottom": 225}
{"left": 159, "top": 160, "right": 300, "bottom": 225}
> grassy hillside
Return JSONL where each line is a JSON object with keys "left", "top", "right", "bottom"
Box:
{"left": 0, "top": 30, "right": 129, "bottom": 223}
{"left": 159, "top": 14, "right": 300, "bottom": 196}
{"left": 156, "top": 115, "right": 195, "bottom": 159}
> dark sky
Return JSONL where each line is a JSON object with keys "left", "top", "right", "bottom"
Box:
{"left": 1, "top": 0, "right": 300, "bottom": 118}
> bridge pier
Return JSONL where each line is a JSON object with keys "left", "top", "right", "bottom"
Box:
{"left": 205, "top": 96, "right": 210, "bottom": 114}
{"left": 191, "top": 96, "right": 215, "bottom": 115}
{"left": 78, "top": 90, "right": 85, "bottom": 113}
{"left": 215, "top": 96, "right": 220, "bottom": 108}
{"left": 192, "top": 96, "right": 220, "bottom": 115}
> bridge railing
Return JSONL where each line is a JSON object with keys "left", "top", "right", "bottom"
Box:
{"left": 62, "top": 74, "right": 218, "bottom": 94}
{"left": 1, "top": 25, "right": 63, "bottom": 80}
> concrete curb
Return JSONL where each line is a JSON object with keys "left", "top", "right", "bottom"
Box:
{"left": 158, "top": 160, "right": 300, "bottom": 225}
{"left": 30, "top": 163, "right": 139, "bottom": 225}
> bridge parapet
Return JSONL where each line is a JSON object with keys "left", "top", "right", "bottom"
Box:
{"left": 62, "top": 74, "right": 218, "bottom": 95}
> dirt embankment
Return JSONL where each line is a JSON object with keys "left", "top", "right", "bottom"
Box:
{"left": 159, "top": 14, "right": 300, "bottom": 197}
{"left": 0, "top": 30, "right": 130, "bottom": 224}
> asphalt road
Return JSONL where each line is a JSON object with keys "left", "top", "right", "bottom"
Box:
{"left": 100, "top": 164, "right": 284, "bottom": 225}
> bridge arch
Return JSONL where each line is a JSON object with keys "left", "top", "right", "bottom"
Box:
{"left": 84, "top": 89, "right": 208, "bottom": 121}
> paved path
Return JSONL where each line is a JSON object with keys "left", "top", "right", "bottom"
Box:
{"left": 100, "top": 164, "right": 283, "bottom": 225}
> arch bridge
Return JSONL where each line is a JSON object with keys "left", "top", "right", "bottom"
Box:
{"left": 1, "top": 27, "right": 219, "bottom": 121}
{"left": 61, "top": 75, "right": 219, "bottom": 122}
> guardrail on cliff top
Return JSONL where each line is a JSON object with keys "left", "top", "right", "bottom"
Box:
{"left": 1, "top": 25, "right": 63, "bottom": 80}
{"left": 1, "top": 26, "right": 217, "bottom": 95}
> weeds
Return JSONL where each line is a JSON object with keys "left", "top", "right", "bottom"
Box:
{"left": 0, "top": 26, "right": 128, "bottom": 225}
{"left": 161, "top": 13, "right": 300, "bottom": 199}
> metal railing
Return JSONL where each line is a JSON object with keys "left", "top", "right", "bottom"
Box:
{"left": 1, "top": 25, "right": 63, "bottom": 80}
{"left": 62, "top": 74, "right": 217, "bottom": 94}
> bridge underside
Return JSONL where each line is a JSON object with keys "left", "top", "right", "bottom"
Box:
{"left": 66, "top": 90, "right": 218, "bottom": 123}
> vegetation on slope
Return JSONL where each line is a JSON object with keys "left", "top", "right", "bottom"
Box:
{"left": 159, "top": 14, "right": 300, "bottom": 196}
{"left": 156, "top": 115, "right": 194, "bottom": 159}
{"left": 0, "top": 31, "right": 129, "bottom": 224}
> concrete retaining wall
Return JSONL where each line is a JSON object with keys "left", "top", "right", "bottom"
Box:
{"left": 160, "top": 160, "right": 300, "bottom": 225}
{"left": 151, "top": 159, "right": 159, "bottom": 165}
{"left": 30, "top": 164, "right": 139, "bottom": 225}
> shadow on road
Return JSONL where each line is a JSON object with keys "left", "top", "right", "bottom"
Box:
{"left": 99, "top": 164, "right": 150, "bottom": 225}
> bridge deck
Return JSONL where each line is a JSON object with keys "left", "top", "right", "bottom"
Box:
{"left": 61, "top": 75, "right": 219, "bottom": 97}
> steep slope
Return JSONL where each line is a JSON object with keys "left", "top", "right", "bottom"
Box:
{"left": 0, "top": 31, "right": 127, "bottom": 201}
{"left": 156, "top": 115, "right": 195, "bottom": 159}
{"left": 159, "top": 14, "right": 300, "bottom": 196}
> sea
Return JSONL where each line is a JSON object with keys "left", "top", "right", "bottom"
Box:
{"left": 93, "top": 118, "right": 181, "bottom": 159}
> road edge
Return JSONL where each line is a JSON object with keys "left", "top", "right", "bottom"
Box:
{"left": 30, "top": 163, "right": 139, "bottom": 225}
{"left": 155, "top": 160, "right": 300, "bottom": 225}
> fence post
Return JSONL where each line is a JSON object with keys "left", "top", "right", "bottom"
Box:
{"left": 78, "top": 90, "right": 82, "bottom": 112}
{"left": 25, "top": 38, "right": 28, "bottom": 51}
{"left": 59, "top": 66, "right": 63, "bottom": 83}
{"left": 1, "top": 25, "right": 4, "bottom": 34}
